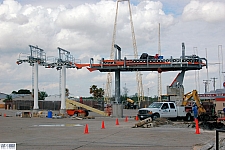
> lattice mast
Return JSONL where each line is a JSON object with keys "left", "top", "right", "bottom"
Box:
{"left": 104, "top": 1, "right": 119, "bottom": 104}
{"left": 104, "top": 0, "right": 144, "bottom": 104}
{"left": 127, "top": 0, "right": 144, "bottom": 103}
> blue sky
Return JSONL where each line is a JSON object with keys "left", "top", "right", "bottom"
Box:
{"left": 0, "top": 0, "right": 225, "bottom": 97}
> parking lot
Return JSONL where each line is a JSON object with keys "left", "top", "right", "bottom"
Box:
{"left": 0, "top": 109, "right": 219, "bottom": 150}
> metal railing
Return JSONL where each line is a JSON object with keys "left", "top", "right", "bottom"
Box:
{"left": 216, "top": 129, "right": 225, "bottom": 150}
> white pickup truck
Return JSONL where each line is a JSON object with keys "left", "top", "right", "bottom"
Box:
{"left": 138, "top": 102, "right": 194, "bottom": 121}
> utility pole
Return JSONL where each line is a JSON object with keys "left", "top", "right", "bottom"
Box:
{"left": 211, "top": 77, "right": 218, "bottom": 92}
{"left": 203, "top": 80, "right": 211, "bottom": 93}
{"left": 222, "top": 72, "right": 225, "bottom": 88}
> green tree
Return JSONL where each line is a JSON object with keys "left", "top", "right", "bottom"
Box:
{"left": 31, "top": 89, "right": 48, "bottom": 100}
{"left": 89, "top": 85, "right": 104, "bottom": 99}
{"left": 3, "top": 95, "right": 12, "bottom": 103}
{"left": 90, "top": 85, "right": 104, "bottom": 111}
{"left": 12, "top": 91, "right": 17, "bottom": 94}
{"left": 65, "top": 88, "right": 69, "bottom": 97}
{"left": 38, "top": 91, "right": 48, "bottom": 100}
{"left": 12, "top": 89, "right": 31, "bottom": 94}
{"left": 17, "top": 89, "right": 31, "bottom": 94}
{"left": 130, "top": 93, "right": 138, "bottom": 102}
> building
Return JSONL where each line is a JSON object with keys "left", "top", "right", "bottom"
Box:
{"left": 0, "top": 93, "right": 7, "bottom": 108}
{"left": 199, "top": 88, "right": 225, "bottom": 115}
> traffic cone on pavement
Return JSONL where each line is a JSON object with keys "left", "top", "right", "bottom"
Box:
{"left": 116, "top": 118, "right": 119, "bottom": 125}
{"left": 135, "top": 115, "right": 139, "bottom": 121}
{"left": 125, "top": 116, "right": 128, "bottom": 122}
{"left": 101, "top": 121, "right": 105, "bottom": 129}
{"left": 84, "top": 124, "right": 89, "bottom": 134}
{"left": 4, "top": 113, "right": 6, "bottom": 117}
{"left": 195, "top": 119, "right": 200, "bottom": 134}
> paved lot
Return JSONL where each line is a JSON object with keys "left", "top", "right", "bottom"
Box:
{"left": 0, "top": 109, "right": 220, "bottom": 150}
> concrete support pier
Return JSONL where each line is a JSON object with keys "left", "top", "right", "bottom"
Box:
{"left": 112, "top": 103, "right": 123, "bottom": 118}
{"left": 60, "top": 65, "right": 66, "bottom": 114}
{"left": 33, "top": 63, "right": 39, "bottom": 112}
{"left": 112, "top": 70, "right": 123, "bottom": 118}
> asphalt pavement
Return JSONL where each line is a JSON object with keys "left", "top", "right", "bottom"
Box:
{"left": 0, "top": 109, "right": 219, "bottom": 150}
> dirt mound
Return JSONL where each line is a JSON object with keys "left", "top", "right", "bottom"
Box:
{"left": 133, "top": 117, "right": 225, "bottom": 130}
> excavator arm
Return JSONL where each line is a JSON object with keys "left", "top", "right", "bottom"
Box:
{"left": 192, "top": 90, "right": 206, "bottom": 115}
{"left": 127, "top": 98, "right": 134, "bottom": 103}
{"left": 182, "top": 90, "right": 206, "bottom": 115}
{"left": 182, "top": 91, "right": 192, "bottom": 106}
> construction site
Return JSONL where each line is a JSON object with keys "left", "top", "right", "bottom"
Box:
{"left": 1, "top": 0, "right": 225, "bottom": 150}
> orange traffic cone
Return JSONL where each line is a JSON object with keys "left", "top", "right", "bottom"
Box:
{"left": 125, "top": 116, "right": 128, "bottom": 122}
{"left": 116, "top": 118, "right": 119, "bottom": 125}
{"left": 84, "top": 124, "right": 89, "bottom": 134}
{"left": 4, "top": 113, "right": 6, "bottom": 117}
{"left": 195, "top": 119, "right": 200, "bottom": 134}
{"left": 135, "top": 115, "right": 139, "bottom": 121}
{"left": 101, "top": 121, "right": 105, "bottom": 129}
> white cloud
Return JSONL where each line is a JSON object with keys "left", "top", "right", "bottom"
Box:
{"left": 0, "top": 0, "right": 224, "bottom": 97}
{"left": 182, "top": 1, "right": 225, "bottom": 22}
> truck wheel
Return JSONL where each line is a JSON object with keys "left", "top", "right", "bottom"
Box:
{"left": 185, "top": 113, "right": 192, "bottom": 121}
{"left": 152, "top": 113, "right": 160, "bottom": 120}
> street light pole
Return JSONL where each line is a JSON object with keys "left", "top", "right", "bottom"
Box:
{"left": 147, "top": 88, "right": 149, "bottom": 101}
{"left": 211, "top": 77, "right": 218, "bottom": 92}
{"left": 203, "top": 80, "right": 211, "bottom": 93}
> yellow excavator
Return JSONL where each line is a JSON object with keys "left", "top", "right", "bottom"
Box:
{"left": 182, "top": 90, "right": 217, "bottom": 121}
{"left": 182, "top": 90, "right": 206, "bottom": 115}
{"left": 125, "top": 98, "right": 137, "bottom": 109}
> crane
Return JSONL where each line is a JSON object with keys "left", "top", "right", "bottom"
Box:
{"left": 104, "top": 0, "right": 145, "bottom": 105}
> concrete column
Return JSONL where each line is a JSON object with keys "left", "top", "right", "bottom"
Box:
{"left": 115, "top": 70, "right": 120, "bottom": 103}
{"left": 113, "top": 70, "right": 123, "bottom": 118}
{"left": 60, "top": 65, "right": 66, "bottom": 114}
{"left": 112, "top": 103, "right": 123, "bottom": 118}
{"left": 33, "top": 63, "right": 39, "bottom": 111}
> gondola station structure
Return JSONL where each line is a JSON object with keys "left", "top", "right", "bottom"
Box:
{"left": 16, "top": 43, "right": 207, "bottom": 117}
{"left": 75, "top": 43, "right": 208, "bottom": 117}
{"left": 17, "top": 45, "right": 76, "bottom": 114}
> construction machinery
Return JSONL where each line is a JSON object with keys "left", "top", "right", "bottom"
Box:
{"left": 66, "top": 99, "right": 109, "bottom": 117}
{"left": 182, "top": 90, "right": 217, "bottom": 121}
{"left": 125, "top": 98, "right": 137, "bottom": 109}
